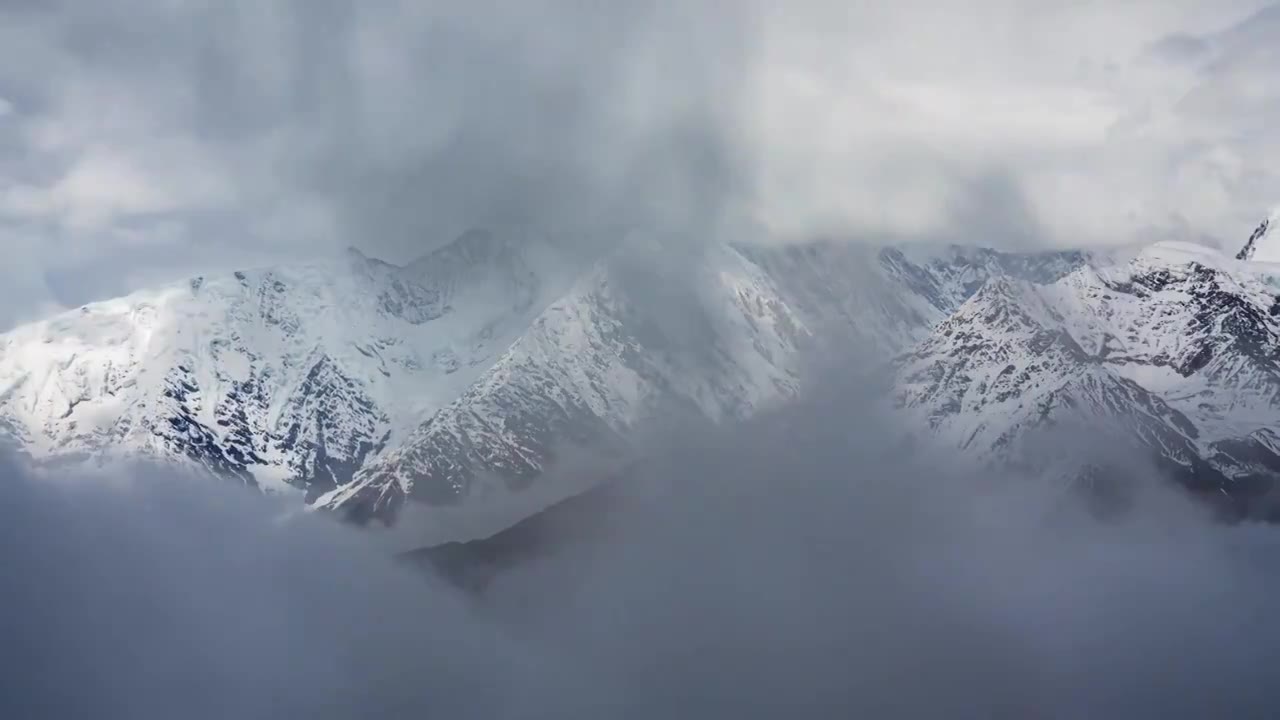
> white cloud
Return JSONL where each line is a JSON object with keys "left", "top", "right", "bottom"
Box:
{"left": 61, "top": 151, "right": 172, "bottom": 226}
{"left": 743, "top": 0, "right": 1279, "bottom": 247}
{"left": 0, "top": 1, "right": 1279, "bottom": 328}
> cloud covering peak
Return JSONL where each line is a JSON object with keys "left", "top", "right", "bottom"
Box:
{"left": 0, "top": 1, "right": 1277, "bottom": 328}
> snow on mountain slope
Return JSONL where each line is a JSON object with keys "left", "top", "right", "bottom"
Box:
{"left": 0, "top": 224, "right": 1087, "bottom": 538}
{"left": 737, "top": 241, "right": 1087, "bottom": 355}
{"left": 0, "top": 231, "right": 582, "bottom": 500}
{"left": 319, "top": 242, "right": 812, "bottom": 526}
{"left": 6, "top": 209, "right": 1262, "bottom": 530}
{"left": 321, "top": 239, "right": 1086, "bottom": 530}
{"left": 896, "top": 228, "right": 1280, "bottom": 514}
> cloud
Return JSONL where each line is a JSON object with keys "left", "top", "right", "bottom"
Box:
{"left": 0, "top": 457, "right": 541, "bottom": 718}
{"left": 0, "top": 1, "right": 1279, "bottom": 326}
{"left": 466, "top": 375, "right": 1280, "bottom": 717}
{"left": 6, "top": 371, "right": 1280, "bottom": 717}
{"left": 745, "top": 0, "right": 1279, "bottom": 248}
{"left": 2, "top": 145, "right": 231, "bottom": 230}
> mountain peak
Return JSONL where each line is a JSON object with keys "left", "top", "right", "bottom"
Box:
{"left": 1236, "top": 207, "right": 1280, "bottom": 262}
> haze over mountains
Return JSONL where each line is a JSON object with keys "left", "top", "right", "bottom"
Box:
{"left": 0, "top": 210, "right": 1276, "bottom": 542}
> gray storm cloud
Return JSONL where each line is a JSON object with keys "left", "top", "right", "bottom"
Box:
{"left": 0, "top": 0, "right": 759, "bottom": 322}
{"left": 1, "top": 1, "right": 1279, "bottom": 328}
{"left": 0, "top": 457, "right": 546, "bottom": 719}
{"left": 5, "top": 374, "right": 1280, "bottom": 718}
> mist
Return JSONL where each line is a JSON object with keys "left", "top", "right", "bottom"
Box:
{"left": 3, "top": 1, "right": 1279, "bottom": 325}
{"left": 0, "top": 458, "right": 551, "bottom": 718}
{"left": 475, "top": 378, "right": 1280, "bottom": 718}
{"left": 5, "top": 374, "right": 1280, "bottom": 718}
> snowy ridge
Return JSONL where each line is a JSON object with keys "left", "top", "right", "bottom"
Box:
{"left": 0, "top": 233, "right": 581, "bottom": 501}
{"left": 319, "top": 242, "right": 816, "bottom": 523}
{"left": 738, "top": 241, "right": 1087, "bottom": 355}
{"left": 321, "top": 239, "right": 1086, "bottom": 527}
{"left": 0, "top": 226, "right": 1088, "bottom": 536}
{"left": 13, "top": 212, "right": 1270, "bottom": 532}
{"left": 895, "top": 226, "right": 1280, "bottom": 515}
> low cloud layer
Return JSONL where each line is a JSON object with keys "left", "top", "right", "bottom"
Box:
{"left": 0, "top": 459, "right": 542, "bottom": 718}
{"left": 479, "top": 394, "right": 1280, "bottom": 718}
{"left": 5, "top": 378, "right": 1280, "bottom": 718}
{"left": 1, "top": 1, "right": 1279, "bottom": 328}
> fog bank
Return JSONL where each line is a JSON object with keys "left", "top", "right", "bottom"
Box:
{"left": 4, "top": 384, "right": 1280, "bottom": 718}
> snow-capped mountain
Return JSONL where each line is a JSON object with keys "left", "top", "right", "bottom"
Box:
{"left": 5, "top": 207, "right": 1275, "bottom": 533}
{"left": 0, "top": 230, "right": 582, "bottom": 504}
{"left": 896, "top": 224, "right": 1280, "bottom": 516}
{"left": 316, "top": 239, "right": 1086, "bottom": 529}
{"left": 0, "top": 227, "right": 1084, "bottom": 538}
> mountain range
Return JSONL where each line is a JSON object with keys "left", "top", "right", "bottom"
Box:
{"left": 1, "top": 213, "right": 1277, "bottom": 540}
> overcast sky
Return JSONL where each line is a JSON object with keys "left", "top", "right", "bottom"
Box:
{"left": 0, "top": 1, "right": 1277, "bottom": 328}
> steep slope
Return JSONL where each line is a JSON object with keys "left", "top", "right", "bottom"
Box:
{"left": 320, "top": 242, "right": 811, "bottom": 526}
{"left": 0, "top": 232, "right": 580, "bottom": 500}
{"left": 0, "top": 228, "right": 1086, "bottom": 538}
{"left": 323, "top": 240, "right": 1085, "bottom": 530}
{"left": 895, "top": 233, "right": 1280, "bottom": 514}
